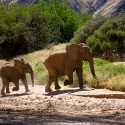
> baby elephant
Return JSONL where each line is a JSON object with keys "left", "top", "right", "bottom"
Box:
{"left": 0, "top": 59, "right": 34, "bottom": 96}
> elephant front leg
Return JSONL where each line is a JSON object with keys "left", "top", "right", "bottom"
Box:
{"left": 64, "top": 70, "right": 73, "bottom": 86}
{"left": 22, "top": 78, "right": 30, "bottom": 92}
{"left": 76, "top": 67, "right": 83, "bottom": 89}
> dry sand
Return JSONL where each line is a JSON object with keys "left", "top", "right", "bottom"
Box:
{"left": 0, "top": 84, "right": 125, "bottom": 125}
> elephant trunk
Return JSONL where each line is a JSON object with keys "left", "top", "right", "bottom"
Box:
{"left": 29, "top": 70, "right": 34, "bottom": 87}
{"left": 89, "top": 58, "right": 97, "bottom": 79}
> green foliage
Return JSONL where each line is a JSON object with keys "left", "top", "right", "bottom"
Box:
{"left": 101, "top": 42, "right": 112, "bottom": 52}
{"left": 87, "top": 36, "right": 101, "bottom": 52}
{"left": 93, "top": 58, "right": 125, "bottom": 77}
{"left": 70, "top": 16, "right": 107, "bottom": 44}
{"left": 71, "top": 13, "right": 125, "bottom": 54}
{"left": 0, "top": 1, "right": 89, "bottom": 59}
{"left": 86, "top": 14, "right": 125, "bottom": 53}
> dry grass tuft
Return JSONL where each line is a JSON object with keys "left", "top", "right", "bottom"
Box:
{"left": 0, "top": 60, "right": 9, "bottom": 66}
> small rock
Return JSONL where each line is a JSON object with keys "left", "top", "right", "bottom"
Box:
{"left": 58, "top": 97, "right": 62, "bottom": 100}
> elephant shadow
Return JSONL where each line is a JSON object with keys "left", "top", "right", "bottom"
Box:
{"left": 0, "top": 92, "right": 33, "bottom": 98}
{"left": 43, "top": 88, "right": 94, "bottom": 96}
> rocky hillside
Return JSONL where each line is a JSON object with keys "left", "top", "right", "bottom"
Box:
{"left": 0, "top": 0, "right": 38, "bottom": 4}
{"left": 65, "top": 0, "right": 107, "bottom": 14}
{"left": 66, "top": 0, "right": 125, "bottom": 16}
{"left": 93, "top": 0, "right": 125, "bottom": 16}
{"left": 0, "top": 0, "right": 125, "bottom": 16}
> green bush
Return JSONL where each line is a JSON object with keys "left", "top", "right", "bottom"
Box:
{"left": 101, "top": 42, "right": 112, "bottom": 52}
{"left": 70, "top": 16, "right": 107, "bottom": 44}
{"left": 71, "top": 13, "right": 125, "bottom": 55}
{"left": 0, "top": 1, "right": 90, "bottom": 59}
{"left": 86, "top": 15, "right": 125, "bottom": 53}
{"left": 87, "top": 36, "right": 101, "bottom": 52}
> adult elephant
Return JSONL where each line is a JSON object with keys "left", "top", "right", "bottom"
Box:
{"left": 0, "top": 59, "right": 34, "bottom": 96}
{"left": 44, "top": 43, "right": 97, "bottom": 92}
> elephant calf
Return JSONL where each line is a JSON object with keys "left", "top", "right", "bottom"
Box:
{"left": 43, "top": 43, "right": 97, "bottom": 92}
{"left": 0, "top": 59, "right": 34, "bottom": 96}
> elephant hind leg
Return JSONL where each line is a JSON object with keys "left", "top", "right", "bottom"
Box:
{"left": 45, "top": 75, "right": 54, "bottom": 92}
{"left": 6, "top": 82, "right": 10, "bottom": 93}
{"left": 54, "top": 77, "right": 61, "bottom": 90}
{"left": 1, "top": 79, "right": 8, "bottom": 96}
{"left": 45, "top": 63, "right": 61, "bottom": 92}
{"left": 45, "top": 75, "right": 61, "bottom": 92}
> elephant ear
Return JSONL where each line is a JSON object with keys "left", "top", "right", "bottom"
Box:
{"left": 79, "top": 46, "right": 87, "bottom": 55}
{"left": 14, "top": 60, "right": 24, "bottom": 74}
{"left": 66, "top": 44, "right": 81, "bottom": 61}
{"left": 79, "top": 46, "right": 91, "bottom": 60}
{"left": 79, "top": 43, "right": 89, "bottom": 56}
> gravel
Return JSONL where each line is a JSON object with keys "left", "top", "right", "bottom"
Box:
{"left": 0, "top": 85, "right": 125, "bottom": 125}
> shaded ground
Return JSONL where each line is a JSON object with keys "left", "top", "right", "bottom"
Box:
{"left": 0, "top": 85, "right": 125, "bottom": 125}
